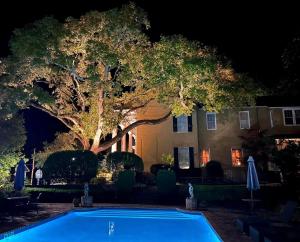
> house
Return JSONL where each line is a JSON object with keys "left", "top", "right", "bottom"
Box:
{"left": 112, "top": 98, "right": 300, "bottom": 181}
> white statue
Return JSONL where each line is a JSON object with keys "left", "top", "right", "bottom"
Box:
{"left": 84, "top": 182, "right": 89, "bottom": 197}
{"left": 188, "top": 183, "right": 194, "bottom": 199}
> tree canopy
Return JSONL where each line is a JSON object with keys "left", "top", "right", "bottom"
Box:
{"left": 0, "top": 3, "right": 263, "bottom": 154}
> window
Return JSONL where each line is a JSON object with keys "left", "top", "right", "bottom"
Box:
{"left": 174, "top": 147, "right": 194, "bottom": 169}
{"left": 231, "top": 148, "right": 243, "bottom": 167}
{"left": 173, "top": 115, "right": 192, "bottom": 132}
{"left": 283, "top": 109, "right": 300, "bottom": 126}
{"left": 177, "top": 115, "right": 188, "bottom": 132}
{"left": 178, "top": 147, "right": 190, "bottom": 169}
{"left": 239, "top": 111, "right": 250, "bottom": 129}
{"left": 200, "top": 148, "right": 210, "bottom": 167}
{"left": 206, "top": 112, "right": 217, "bottom": 130}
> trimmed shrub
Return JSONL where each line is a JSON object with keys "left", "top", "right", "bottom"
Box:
{"left": 156, "top": 170, "right": 176, "bottom": 195}
{"left": 193, "top": 184, "right": 247, "bottom": 202}
{"left": 107, "top": 152, "right": 144, "bottom": 172}
{"left": 136, "top": 172, "right": 156, "bottom": 185}
{"left": 205, "top": 160, "right": 224, "bottom": 179}
{"left": 43, "top": 150, "right": 98, "bottom": 183}
{"left": 150, "top": 163, "right": 172, "bottom": 175}
{"left": 116, "top": 170, "right": 135, "bottom": 193}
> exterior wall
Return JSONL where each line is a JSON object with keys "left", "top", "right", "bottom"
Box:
{"left": 197, "top": 106, "right": 300, "bottom": 181}
{"left": 132, "top": 102, "right": 300, "bottom": 180}
{"left": 135, "top": 101, "right": 199, "bottom": 172}
{"left": 267, "top": 107, "right": 300, "bottom": 137}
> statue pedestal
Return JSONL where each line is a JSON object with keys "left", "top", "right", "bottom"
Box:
{"left": 81, "top": 196, "right": 93, "bottom": 207}
{"left": 186, "top": 198, "right": 197, "bottom": 210}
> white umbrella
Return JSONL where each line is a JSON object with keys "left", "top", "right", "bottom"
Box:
{"left": 247, "top": 156, "right": 260, "bottom": 212}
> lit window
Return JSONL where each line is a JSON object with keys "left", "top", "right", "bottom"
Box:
{"left": 231, "top": 149, "right": 243, "bottom": 167}
{"left": 283, "top": 109, "right": 300, "bottom": 126}
{"left": 200, "top": 148, "right": 210, "bottom": 167}
{"left": 178, "top": 147, "right": 190, "bottom": 169}
{"left": 239, "top": 111, "right": 250, "bottom": 129}
{"left": 206, "top": 112, "right": 217, "bottom": 130}
{"left": 177, "top": 115, "right": 188, "bottom": 132}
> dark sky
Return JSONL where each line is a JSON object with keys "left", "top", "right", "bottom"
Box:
{"left": 0, "top": 0, "right": 299, "bottom": 154}
{"left": 1, "top": 0, "right": 299, "bottom": 84}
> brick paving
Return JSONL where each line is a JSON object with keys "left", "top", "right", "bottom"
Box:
{"left": 0, "top": 203, "right": 251, "bottom": 241}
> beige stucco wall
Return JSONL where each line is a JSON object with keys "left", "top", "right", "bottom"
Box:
{"left": 132, "top": 102, "right": 300, "bottom": 179}
{"left": 197, "top": 106, "right": 300, "bottom": 180}
{"left": 135, "top": 101, "right": 199, "bottom": 171}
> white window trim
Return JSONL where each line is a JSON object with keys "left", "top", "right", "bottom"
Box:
{"left": 239, "top": 111, "right": 250, "bottom": 129}
{"left": 206, "top": 112, "right": 217, "bottom": 130}
{"left": 282, "top": 108, "right": 300, "bottom": 126}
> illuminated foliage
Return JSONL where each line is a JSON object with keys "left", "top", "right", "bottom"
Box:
{"left": 0, "top": 3, "right": 263, "bottom": 154}
{"left": 0, "top": 115, "right": 26, "bottom": 187}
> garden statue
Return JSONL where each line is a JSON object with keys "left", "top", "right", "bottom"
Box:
{"left": 186, "top": 183, "right": 197, "bottom": 210}
{"left": 81, "top": 182, "right": 93, "bottom": 207}
{"left": 188, "top": 183, "right": 194, "bottom": 199}
{"left": 84, "top": 182, "right": 89, "bottom": 197}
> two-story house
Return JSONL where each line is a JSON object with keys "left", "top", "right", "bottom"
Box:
{"left": 114, "top": 98, "right": 300, "bottom": 181}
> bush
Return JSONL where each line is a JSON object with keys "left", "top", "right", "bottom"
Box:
{"left": 156, "top": 170, "right": 176, "bottom": 195}
{"left": 107, "top": 152, "right": 144, "bottom": 172}
{"left": 205, "top": 160, "right": 224, "bottom": 179}
{"left": 116, "top": 170, "right": 135, "bottom": 193}
{"left": 24, "top": 185, "right": 108, "bottom": 203}
{"left": 150, "top": 163, "right": 172, "bottom": 175}
{"left": 43, "top": 150, "right": 98, "bottom": 184}
{"left": 193, "top": 184, "right": 248, "bottom": 202}
{"left": 136, "top": 172, "right": 156, "bottom": 185}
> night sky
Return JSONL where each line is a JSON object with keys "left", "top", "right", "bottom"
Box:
{"left": 0, "top": 0, "right": 299, "bottom": 155}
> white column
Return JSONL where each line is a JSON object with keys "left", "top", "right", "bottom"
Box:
{"left": 111, "top": 129, "right": 117, "bottom": 152}
{"left": 128, "top": 132, "right": 133, "bottom": 152}
{"left": 121, "top": 134, "right": 127, "bottom": 152}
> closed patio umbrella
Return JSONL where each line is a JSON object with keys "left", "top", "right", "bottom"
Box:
{"left": 247, "top": 156, "right": 260, "bottom": 212}
{"left": 14, "top": 159, "right": 26, "bottom": 191}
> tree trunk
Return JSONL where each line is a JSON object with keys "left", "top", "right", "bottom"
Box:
{"left": 90, "top": 111, "right": 172, "bottom": 154}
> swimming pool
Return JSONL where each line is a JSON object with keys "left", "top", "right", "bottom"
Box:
{"left": 0, "top": 208, "right": 222, "bottom": 242}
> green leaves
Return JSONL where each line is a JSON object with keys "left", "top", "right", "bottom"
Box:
{"left": 1, "top": 3, "right": 264, "bottom": 153}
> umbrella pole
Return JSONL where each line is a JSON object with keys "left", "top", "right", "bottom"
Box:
{"left": 250, "top": 190, "right": 254, "bottom": 213}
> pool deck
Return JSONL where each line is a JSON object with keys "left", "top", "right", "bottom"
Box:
{"left": 0, "top": 203, "right": 251, "bottom": 242}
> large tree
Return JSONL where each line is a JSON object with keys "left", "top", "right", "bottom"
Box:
{"left": 0, "top": 3, "right": 262, "bottom": 154}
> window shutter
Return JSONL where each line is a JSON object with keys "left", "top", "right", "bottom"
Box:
{"left": 188, "top": 115, "right": 192, "bottom": 132}
{"left": 189, "top": 147, "right": 194, "bottom": 169}
{"left": 173, "top": 117, "right": 177, "bottom": 132}
{"left": 173, "top": 147, "right": 179, "bottom": 168}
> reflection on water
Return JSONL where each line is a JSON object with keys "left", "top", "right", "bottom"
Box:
{"left": 108, "top": 221, "right": 115, "bottom": 236}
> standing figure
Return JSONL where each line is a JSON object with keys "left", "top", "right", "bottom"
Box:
{"left": 84, "top": 182, "right": 89, "bottom": 197}
{"left": 188, "top": 183, "right": 194, "bottom": 199}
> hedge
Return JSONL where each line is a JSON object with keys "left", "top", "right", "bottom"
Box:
{"left": 192, "top": 184, "right": 283, "bottom": 202}
{"left": 116, "top": 170, "right": 135, "bottom": 193}
{"left": 43, "top": 150, "right": 98, "bottom": 183}
{"left": 107, "top": 152, "right": 144, "bottom": 172}
{"left": 156, "top": 170, "right": 176, "bottom": 195}
{"left": 24, "top": 185, "right": 109, "bottom": 203}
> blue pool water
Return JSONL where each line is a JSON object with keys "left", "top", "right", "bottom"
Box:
{"left": 0, "top": 208, "right": 222, "bottom": 242}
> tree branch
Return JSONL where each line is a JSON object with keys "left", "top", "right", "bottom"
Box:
{"left": 94, "top": 111, "right": 172, "bottom": 153}
{"left": 30, "top": 103, "right": 86, "bottom": 143}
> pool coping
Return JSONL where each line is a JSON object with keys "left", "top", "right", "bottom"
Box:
{"left": 0, "top": 205, "right": 223, "bottom": 241}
